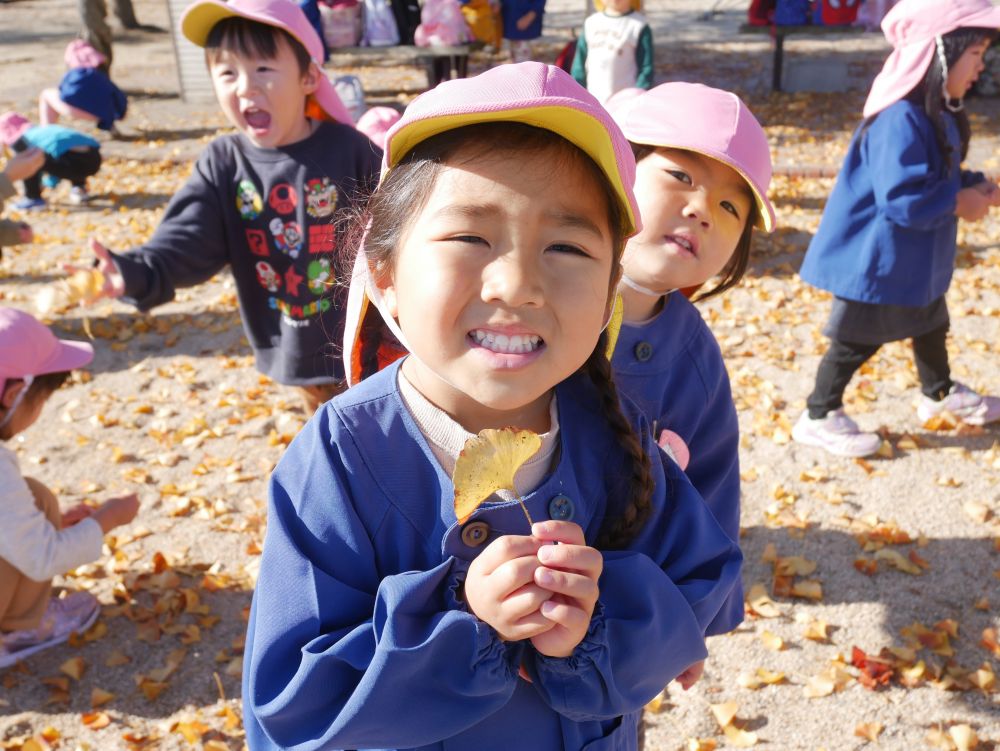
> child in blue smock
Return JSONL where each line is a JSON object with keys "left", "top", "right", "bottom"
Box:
{"left": 793, "top": 0, "right": 1000, "bottom": 458}
{"left": 38, "top": 40, "right": 127, "bottom": 134}
{"left": 244, "top": 62, "right": 742, "bottom": 751}
{"left": 501, "top": 0, "right": 544, "bottom": 62}
{"left": 605, "top": 82, "right": 774, "bottom": 688}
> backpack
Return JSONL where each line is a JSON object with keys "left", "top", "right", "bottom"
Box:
{"left": 774, "top": 0, "right": 811, "bottom": 25}
{"left": 333, "top": 75, "right": 366, "bottom": 122}
{"left": 459, "top": 0, "right": 501, "bottom": 49}
{"left": 414, "top": 0, "right": 471, "bottom": 47}
{"left": 817, "top": 0, "right": 859, "bottom": 25}
{"left": 362, "top": 0, "right": 401, "bottom": 46}
{"left": 319, "top": 0, "right": 363, "bottom": 48}
{"left": 555, "top": 37, "right": 577, "bottom": 74}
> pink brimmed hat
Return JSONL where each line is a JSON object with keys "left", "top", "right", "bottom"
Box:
{"left": 64, "top": 39, "right": 107, "bottom": 69}
{"left": 863, "top": 0, "right": 1000, "bottom": 118}
{"left": 0, "top": 307, "right": 93, "bottom": 392}
{"left": 0, "top": 112, "right": 32, "bottom": 147}
{"left": 344, "top": 62, "right": 640, "bottom": 385}
{"left": 180, "top": 0, "right": 353, "bottom": 125}
{"left": 606, "top": 82, "right": 776, "bottom": 232}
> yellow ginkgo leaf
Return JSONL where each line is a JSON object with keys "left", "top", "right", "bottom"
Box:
{"left": 36, "top": 269, "right": 105, "bottom": 315}
{"left": 604, "top": 293, "right": 624, "bottom": 360}
{"left": 453, "top": 428, "right": 541, "bottom": 524}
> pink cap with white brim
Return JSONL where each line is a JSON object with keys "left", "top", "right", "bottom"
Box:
{"left": 863, "top": 0, "right": 1000, "bottom": 118}
{"left": 180, "top": 0, "right": 353, "bottom": 125}
{"left": 0, "top": 307, "right": 94, "bottom": 392}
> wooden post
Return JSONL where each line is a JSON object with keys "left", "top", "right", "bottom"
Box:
{"left": 165, "top": 0, "right": 216, "bottom": 103}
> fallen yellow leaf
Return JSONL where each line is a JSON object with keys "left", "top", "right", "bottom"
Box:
{"left": 452, "top": 428, "right": 541, "bottom": 524}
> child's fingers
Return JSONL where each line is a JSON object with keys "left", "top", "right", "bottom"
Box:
{"left": 534, "top": 566, "right": 599, "bottom": 605}
{"left": 531, "top": 520, "right": 586, "bottom": 546}
{"left": 490, "top": 554, "right": 546, "bottom": 598}
{"left": 536, "top": 541, "right": 603, "bottom": 580}
{"left": 473, "top": 534, "right": 543, "bottom": 576}
{"left": 501, "top": 582, "right": 553, "bottom": 621}
{"left": 505, "top": 611, "right": 555, "bottom": 641}
{"left": 538, "top": 598, "right": 591, "bottom": 633}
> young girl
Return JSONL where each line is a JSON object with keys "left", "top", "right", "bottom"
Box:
{"left": 0, "top": 307, "right": 139, "bottom": 668}
{"left": 244, "top": 62, "right": 741, "bottom": 751}
{"left": 793, "top": 0, "right": 1000, "bottom": 458}
{"left": 38, "top": 40, "right": 127, "bottom": 134}
{"left": 606, "top": 82, "right": 773, "bottom": 676}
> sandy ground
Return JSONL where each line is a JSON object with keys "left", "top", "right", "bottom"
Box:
{"left": 1, "top": 0, "right": 999, "bottom": 749}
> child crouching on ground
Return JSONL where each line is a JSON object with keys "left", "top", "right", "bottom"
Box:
{"left": 0, "top": 148, "right": 45, "bottom": 258}
{"left": 0, "top": 307, "right": 139, "bottom": 668}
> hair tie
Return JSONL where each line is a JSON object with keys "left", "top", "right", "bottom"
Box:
{"left": 936, "top": 35, "right": 965, "bottom": 113}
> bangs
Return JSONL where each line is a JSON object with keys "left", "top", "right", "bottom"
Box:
{"left": 204, "top": 17, "right": 311, "bottom": 73}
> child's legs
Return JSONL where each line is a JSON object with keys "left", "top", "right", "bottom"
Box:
{"left": 38, "top": 89, "right": 100, "bottom": 127}
{"left": 806, "top": 339, "right": 881, "bottom": 419}
{"left": 0, "top": 478, "right": 60, "bottom": 632}
{"left": 509, "top": 39, "right": 532, "bottom": 63}
{"left": 911, "top": 324, "right": 952, "bottom": 400}
{"left": 50, "top": 148, "right": 103, "bottom": 188}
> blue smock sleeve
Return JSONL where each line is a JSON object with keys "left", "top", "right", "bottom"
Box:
{"left": 523, "top": 444, "right": 742, "bottom": 720}
{"left": 244, "top": 409, "right": 521, "bottom": 750}
{"left": 866, "top": 107, "right": 960, "bottom": 231}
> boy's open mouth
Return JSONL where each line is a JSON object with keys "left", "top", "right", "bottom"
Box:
{"left": 244, "top": 108, "right": 271, "bottom": 130}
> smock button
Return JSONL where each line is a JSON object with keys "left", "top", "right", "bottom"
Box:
{"left": 461, "top": 521, "right": 490, "bottom": 547}
{"left": 548, "top": 494, "right": 575, "bottom": 521}
{"left": 634, "top": 341, "right": 653, "bottom": 362}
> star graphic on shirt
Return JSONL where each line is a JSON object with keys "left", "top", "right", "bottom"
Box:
{"left": 284, "top": 265, "right": 304, "bottom": 296}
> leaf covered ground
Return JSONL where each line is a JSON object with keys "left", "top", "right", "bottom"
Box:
{"left": 1, "top": 0, "right": 999, "bottom": 748}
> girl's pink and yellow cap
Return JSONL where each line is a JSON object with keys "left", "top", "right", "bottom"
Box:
{"left": 606, "top": 82, "right": 776, "bottom": 232}
{"left": 382, "top": 61, "right": 640, "bottom": 235}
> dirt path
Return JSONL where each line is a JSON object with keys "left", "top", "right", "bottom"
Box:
{"left": 1, "top": 1, "right": 998, "bottom": 749}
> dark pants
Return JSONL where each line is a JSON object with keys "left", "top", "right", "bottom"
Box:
{"left": 807, "top": 323, "right": 952, "bottom": 419}
{"left": 15, "top": 141, "right": 102, "bottom": 199}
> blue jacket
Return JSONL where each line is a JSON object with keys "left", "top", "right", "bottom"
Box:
{"left": 799, "top": 100, "right": 984, "bottom": 307}
{"left": 612, "top": 292, "right": 743, "bottom": 636}
{"left": 501, "top": 0, "right": 545, "bottom": 40}
{"left": 58, "top": 67, "right": 127, "bottom": 131}
{"left": 21, "top": 125, "right": 100, "bottom": 158}
{"left": 243, "top": 360, "right": 742, "bottom": 751}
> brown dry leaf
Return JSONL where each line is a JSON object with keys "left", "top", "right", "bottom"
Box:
{"left": 969, "top": 662, "right": 996, "bottom": 692}
{"left": 59, "top": 656, "right": 86, "bottom": 681}
{"left": 760, "top": 631, "right": 785, "bottom": 651}
{"left": 746, "top": 583, "right": 783, "bottom": 618}
{"left": 105, "top": 650, "right": 131, "bottom": 667}
{"left": 962, "top": 501, "right": 991, "bottom": 523}
{"left": 875, "top": 548, "right": 923, "bottom": 575}
{"left": 90, "top": 687, "right": 115, "bottom": 707}
{"left": 644, "top": 691, "right": 667, "bottom": 713}
{"left": 722, "top": 724, "right": 758, "bottom": 748}
{"left": 774, "top": 555, "right": 817, "bottom": 576}
{"left": 709, "top": 701, "right": 739, "bottom": 728}
{"left": 738, "top": 668, "right": 786, "bottom": 689}
{"left": 686, "top": 740, "right": 718, "bottom": 751}
{"left": 138, "top": 678, "right": 169, "bottom": 701}
{"left": 802, "top": 619, "right": 830, "bottom": 642}
{"left": 203, "top": 741, "right": 230, "bottom": 751}
{"left": 452, "top": 428, "right": 541, "bottom": 524}
{"left": 979, "top": 628, "right": 1000, "bottom": 658}
{"left": 790, "top": 580, "right": 823, "bottom": 600}
{"left": 854, "top": 722, "right": 883, "bottom": 743}
{"left": 171, "top": 719, "right": 209, "bottom": 744}
{"left": 950, "top": 724, "right": 979, "bottom": 751}
{"left": 35, "top": 268, "right": 105, "bottom": 315}
{"left": 81, "top": 711, "right": 111, "bottom": 729}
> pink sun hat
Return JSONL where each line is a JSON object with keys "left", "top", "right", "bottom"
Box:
{"left": 606, "top": 82, "right": 776, "bottom": 232}
{"left": 64, "top": 39, "right": 107, "bottom": 69}
{"left": 180, "top": 0, "right": 353, "bottom": 125}
{"left": 344, "top": 61, "right": 640, "bottom": 385}
{"left": 863, "top": 0, "right": 1000, "bottom": 118}
{"left": 0, "top": 111, "right": 32, "bottom": 147}
{"left": 356, "top": 106, "right": 402, "bottom": 150}
{"left": 0, "top": 307, "right": 94, "bottom": 392}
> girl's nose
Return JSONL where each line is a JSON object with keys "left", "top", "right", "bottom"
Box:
{"left": 683, "top": 190, "right": 712, "bottom": 229}
{"left": 481, "top": 252, "right": 543, "bottom": 308}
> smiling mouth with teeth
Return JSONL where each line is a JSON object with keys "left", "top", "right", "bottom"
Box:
{"left": 470, "top": 330, "right": 544, "bottom": 354}
{"left": 669, "top": 235, "right": 695, "bottom": 254}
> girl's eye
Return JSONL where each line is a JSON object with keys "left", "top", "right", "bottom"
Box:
{"left": 721, "top": 200, "right": 741, "bottom": 219}
{"left": 449, "top": 235, "right": 487, "bottom": 245}
{"left": 547, "top": 243, "right": 590, "bottom": 257}
{"left": 666, "top": 170, "right": 692, "bottom": 185}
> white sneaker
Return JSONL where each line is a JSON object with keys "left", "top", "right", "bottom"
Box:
{"left": 917, "top": 382, "right": 1000, "bottom": 426}
{"left": 68, "top": 186, "right": 90, "bottom": 205}
{"left": 0, "top": 591, "right": 100, "bottom": 668}
{"left": 792, "top": 408, "right": 882, "bottom": 457}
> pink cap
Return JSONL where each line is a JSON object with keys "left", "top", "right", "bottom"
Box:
{"left": 0, "top": 112, "right": 32, "bottom": 147}
{"left": 863, "top": 0, "right": 1000, "bottom": 118}
{"left": 356, "top": 106, "right": 402, "bottom": 150}
{"left": 607, "top": 82, "right": 775, "bottom": 232}
{"left": 64, "top": 39, "right": 107, "bottom": 69}
{"left": 0, "top": 307, "right": 93, "bottom": 392}
{"left": 180, "top": 0, "right": 353, "bottom": 125}
{"left": 344, "top": 62, "right": 640, "bottom": 385}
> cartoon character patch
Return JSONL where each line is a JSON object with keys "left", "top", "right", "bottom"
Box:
{"left": 237, "top": 179, "right": 263, "bottom": 220}
{"left": 307, "top": 257, "right": 333, "bottom": 295}
{"left": 305, "top": 177, "right": 338, "bottom": 218}
{"left": 269, "top": 217, "right": 304, "bottom": 258}
{"left": 269, "top": 183, "right": 298, "bottom": 214}
{"left": 255, "top": 261, "right": 282, "bottom": 292}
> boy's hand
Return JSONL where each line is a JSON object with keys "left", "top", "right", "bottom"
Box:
{"left": 955, "top": 187, "right": 991, "bottom": 222}
{"left": 61, "top": 502, "right": 95, "bottom": 528}
{"left": 16, "top": 222, "right": 33, "bottom": 244}
{"left": 516, "top": 10, "right": 536, "bottom": 29}
{"left": 465, "top": 533, "right": 555, "bottom": 642}
{"left": 528, "top": 521, "right": 603, "bottom": 658}
{"left": 63, "top": 238, "right": 126, "bottom": 299}
{"left": 675, "top": 659, "right": 705, "bottom": 690}
{"left": 91, "top": 493, "right": 140, "bottom": 534}
{"left": 3, "top": 148, "right": 45, "bottom": 182}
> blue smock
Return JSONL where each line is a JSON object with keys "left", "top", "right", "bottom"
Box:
{"left": 243, "top": 359, "right": 742, "bottom": 750}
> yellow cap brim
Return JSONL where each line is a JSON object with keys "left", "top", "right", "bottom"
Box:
{"left": 181, "top": 0, "right": 245, "bottom": 46}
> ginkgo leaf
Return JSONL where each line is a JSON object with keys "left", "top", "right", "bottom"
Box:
{"left": 36, "top": 268, "right": 105, "bottom": 315}
{"left": 452, "top": 428, "right": 541, "bottom": 524}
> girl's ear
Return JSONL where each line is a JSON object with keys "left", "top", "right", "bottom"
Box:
{"left": 302, "top": 62, "right": 321, "bottom": 96}
{"left": 0, "top": 380, "right": 25, "bottom": 411}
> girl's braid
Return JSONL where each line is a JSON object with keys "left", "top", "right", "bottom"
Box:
{"left": 586, "top": 333, "right": 656, "bottom": 549}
